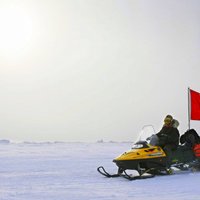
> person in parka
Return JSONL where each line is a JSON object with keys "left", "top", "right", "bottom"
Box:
{"left": 156, "top": 115, "right": 180, "bottom": 167}
{"left": 157, "top": 115, "right": 179, "bottom": 149}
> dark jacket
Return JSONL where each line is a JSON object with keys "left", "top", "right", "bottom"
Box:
{"left": 156, "top": 126, "right": 180, "bottom": 150}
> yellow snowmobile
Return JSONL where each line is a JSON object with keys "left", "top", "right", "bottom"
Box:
{"left": 97, "top": 125, "right": 198, "bottom": 180}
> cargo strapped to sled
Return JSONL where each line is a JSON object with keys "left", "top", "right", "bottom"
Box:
{"left": 193, "top": 144, "right": 200, "bottom": 157}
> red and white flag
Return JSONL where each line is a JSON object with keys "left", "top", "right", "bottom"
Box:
{"left": 190, "top": 89, "right": 200, "bottom": 120}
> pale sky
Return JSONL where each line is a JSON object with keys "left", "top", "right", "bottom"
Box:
{"left": 0, "top": 0, "right": 200, "bottom": 142}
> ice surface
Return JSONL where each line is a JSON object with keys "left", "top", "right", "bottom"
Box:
{"left": 0, "top": 142, "right": 199, "bottom": 200}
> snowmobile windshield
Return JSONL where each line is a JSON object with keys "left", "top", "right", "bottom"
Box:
{"left": 135, "top": 125, "right": 156, "bottom": 143}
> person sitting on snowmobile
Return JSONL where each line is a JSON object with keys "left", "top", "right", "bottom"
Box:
{"left": 149, "top": 115, "right": 180, "bottom": 148}
{"left": 156, "top": 115, "right": 180, "bottom": 149}
{"left": 149, "top": 115, "right": 180, "bottom": 167}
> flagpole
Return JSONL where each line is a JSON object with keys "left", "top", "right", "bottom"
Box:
{"left": 188, "top": 87, "right": 190, "bottom": 130}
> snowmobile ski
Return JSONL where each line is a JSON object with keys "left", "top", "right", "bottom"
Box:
{"left": 97, "top": 166, "right": 120, "bottom": 178}
{"left": 97, "top": 166, "right": 156, "bottom": 180}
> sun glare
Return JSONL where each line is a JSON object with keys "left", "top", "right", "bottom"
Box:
{"left": 0, "top": 5, "right": 35, "bottom": 61}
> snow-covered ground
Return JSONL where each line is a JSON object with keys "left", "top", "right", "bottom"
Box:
{"left": 0, "top": 142, "right": 199, "bottom": 200}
